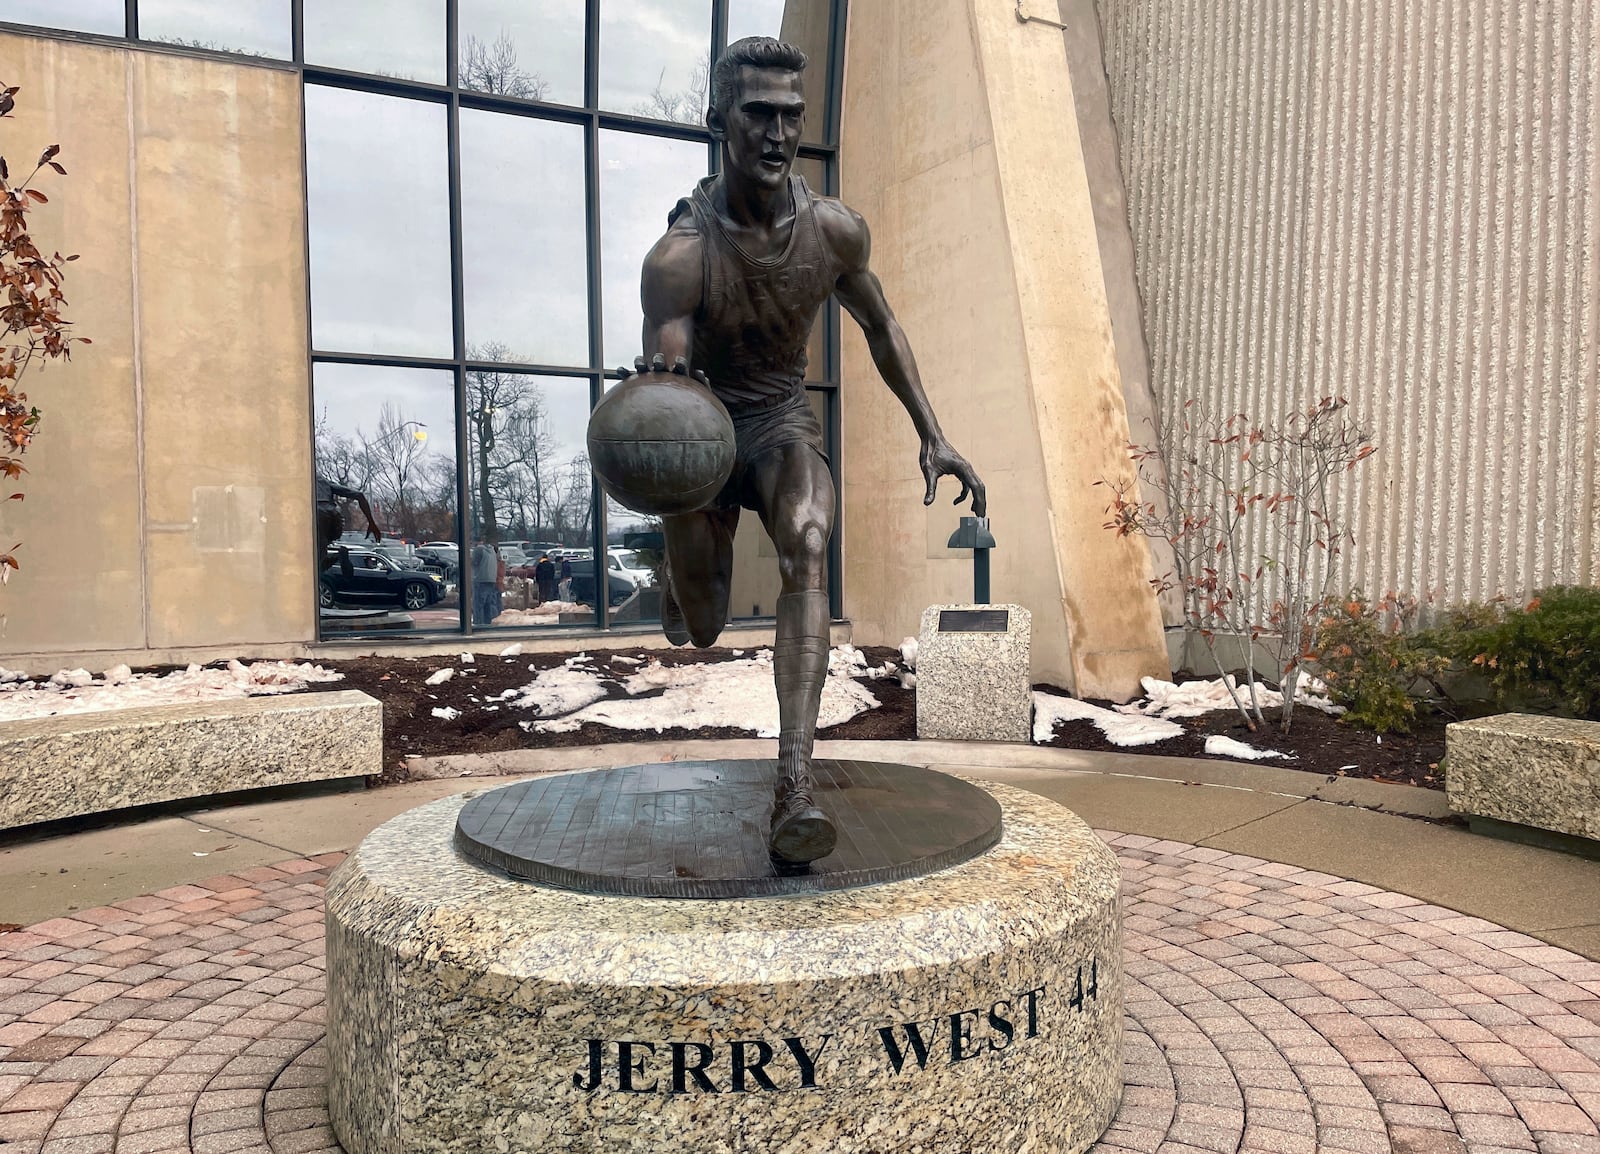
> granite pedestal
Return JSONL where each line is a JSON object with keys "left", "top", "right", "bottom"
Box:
{"left": 325, "top": 771, "right": 1122, "bottom": 1154}
{"left": 915, "top": 603, "right": 1032, "bottom": 742}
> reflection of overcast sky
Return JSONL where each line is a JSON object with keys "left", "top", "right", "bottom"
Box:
{"left": 460, "top": 112, "right": 589, "bottom": 368}
{"left": 313, "top": 363, "right": 457, "bottom": 460}
{"left": 138, "top": 0, "right": 290, "bottom": 57}
{"left": 460, "top": 0, "right": 585, "bottom": 107}
{"left": 304, "top": 0, "right": 445, "bottom": 83}
{"left": 306, "top": 86, "right": 453, "bottom": 358}
{"left": 727, "top": 0, "right": 787, "bottom": 43}
{"left": 599, "top": 0, "right": 710, "bottom": 115}
{"left": 599, "top": 132, "right": 710, "bottom": 367}
{"left": 2, "top": 0, "right": 123, "bottom": 35}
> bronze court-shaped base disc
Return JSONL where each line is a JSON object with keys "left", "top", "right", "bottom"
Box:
{"left": 453, "top": 759, "right": 1004, "bottom": 899}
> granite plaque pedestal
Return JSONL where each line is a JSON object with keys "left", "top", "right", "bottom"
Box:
{"left": 326, "top": 769, "right": 1122, "bottom": 1154}
{"left": 915, "top": 603, "right": 1032, "bottom": 742}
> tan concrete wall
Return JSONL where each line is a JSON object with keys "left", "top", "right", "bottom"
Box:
{"left": 838, "top": 0, "right": 1168, "bottom": 698}
{"left": 0, "top": 31, "right": 313, "bottom": 660}
{"left": 0, "top": 36, "right": 144, "bottom": 653}
{"left": 1097, "top": 0, "right": 1600, "bottom": 608}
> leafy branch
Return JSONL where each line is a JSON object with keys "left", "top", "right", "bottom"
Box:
{"left": 1, "top": 82, "right": 88, "bottom": 581}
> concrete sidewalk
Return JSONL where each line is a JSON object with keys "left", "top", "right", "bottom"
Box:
{"left": 3, "top": 739, "right": 1598, "bottom": 958}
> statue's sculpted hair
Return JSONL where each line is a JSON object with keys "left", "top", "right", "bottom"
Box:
{"left": 711, "top": 36, "right": 808, "bottom": 116}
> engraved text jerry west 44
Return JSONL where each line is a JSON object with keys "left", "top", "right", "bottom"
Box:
{"left": 571, "top": 963, "right": 1101, "bottom": 1094}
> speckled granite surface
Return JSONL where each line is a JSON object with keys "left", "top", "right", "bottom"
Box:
{"left": 326, "top": 780, "right": 1122, "bottom": 1154}
{"left": 915, "top": 603, "right": 1032, "bottom": 742}
{"left": 0, "top": 690, "right": 381, "bottom": 831}
{"left": 1447, "top": 713, "right": 1600, "bottom": 840}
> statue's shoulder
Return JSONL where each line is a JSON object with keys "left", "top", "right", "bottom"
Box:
{"left": 808, "top": 192, "right": 870, "bottom": 270}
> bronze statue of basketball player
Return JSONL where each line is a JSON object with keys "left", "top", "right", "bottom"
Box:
{"left": 627, "top": 36, "right": 985, "bottom": 864}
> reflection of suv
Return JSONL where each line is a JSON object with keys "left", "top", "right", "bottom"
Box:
{"left": 320, "top": 547, "right": 446, "bottom": 612}
{"left": 607, "top": 548, "right": 656, "bottom": 588}
{"left": 567, "top": 559, "right": 636, "bottom": 608}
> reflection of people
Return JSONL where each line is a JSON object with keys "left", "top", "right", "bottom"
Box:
{"left": 559, "top": 556, "right": 573, "bottom": 601}
{"left": 470, "top": 538, "right": 501, "bottom": 625}
{"left": 314, "top": 475, "right": 381, "bottom": 569}
{"left": 633, "top": 38, "right": 984, "bottom": 863}
{"left": 535, "top": 555, "right": 557, "bottom": 603}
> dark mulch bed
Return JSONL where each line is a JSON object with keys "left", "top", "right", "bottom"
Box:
{"left": 304, "top": 645, "right": 916, "bottom": 785}
{"left": 1034, "top": 681, "right": 1450, "bottom": 790}
{"left": 306, "top": 647, "right": 1449, "bottom": 791}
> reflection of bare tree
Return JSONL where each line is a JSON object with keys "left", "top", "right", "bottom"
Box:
{"left": 460, "top": 31, "right": 551, "bottom": 101}
{"left": 152, "top": 36, "right": 269, "bottom": 58}
{"left": 467, "top": 344, "right": 590, "bottom": 544}
{"left": 634, "top": 54, "right": 709, "bottom": 125}
{"left": 364, "top": 404, "right": 434, "bottom": 538}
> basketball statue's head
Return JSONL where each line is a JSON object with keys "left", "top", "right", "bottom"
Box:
{"left": 707, "top": 36, "right": 808, "bottom": 192}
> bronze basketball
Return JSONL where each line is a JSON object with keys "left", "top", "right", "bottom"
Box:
{"left": 587, "top": 371, "right": 737, "bottom": 516}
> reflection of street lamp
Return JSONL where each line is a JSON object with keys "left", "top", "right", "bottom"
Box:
{"left": 390, "top": 421, "right": 429, "bottom": 539}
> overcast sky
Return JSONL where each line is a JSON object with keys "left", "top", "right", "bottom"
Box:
{"left": 313, "top": 363, "right": 456, "bottom": 462}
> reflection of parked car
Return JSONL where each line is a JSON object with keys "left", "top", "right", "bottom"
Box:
{"left": 413, "top": 546, "right": 458, "bottom": 581}
{"left": 607, "top": 548, "right": 656, "bottom": 588}
{"left": 320, "top": 547, "right": 446, "bottom": 612}
{"left": 567, "top": 559, "right": 636, "bottom": 608}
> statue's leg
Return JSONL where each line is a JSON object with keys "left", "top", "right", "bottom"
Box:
{"left": 750, "top": 443, "right": 837, "bottom": 863}
{"left": 661, "top": 507, "right": 739, "bottom": 648}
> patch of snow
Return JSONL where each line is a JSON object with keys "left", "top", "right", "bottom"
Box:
{"left": 1203, "top": 735, "right": 1294, "bottom": 761}
{"left": 509, "top": 667, "right": 611, "bottom": 719}
{"left": 0, "top": 661, "right": 345, "bottom": 722}
{"left": 460, "top": 652, "right": 475, "bottom": 664}
{"left": 431, "top": 706, "right": 461, "bottom": 721}
{"left": 899, "top": 637, "right": 918, "bottom": 671}
{"left": 0, "top": 666, "right": 27, "bottom": 683}
{"left": 1117, "top": 675, "right": 1342, "bottom": 720}
{"left": 899, "top": 671, "right": 917, "bottom": 690}
{"left": 610, "top": 655, "right": 642, "bottom": 666}
{"left": 499, "top": 643, "right": 523, "bottom": 657}
{"left": 1032, "top": 691, "right": 1184, "bottom": 747}
{"left": 424, "top": 668, "right": 455, "bottom": 686}
{"left": 517, "top": 651, "right": 880, "bottom": 737}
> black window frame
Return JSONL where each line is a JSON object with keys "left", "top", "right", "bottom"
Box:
{"left": 1, "top": 0, "right": 848, "bottom": 641}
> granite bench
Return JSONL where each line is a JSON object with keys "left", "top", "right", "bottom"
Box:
{"left": 1446, "top": 713, "right": 1600, "bottom": 852}
{"left": 0, "top": 690, "right": 381, "bottom": 833}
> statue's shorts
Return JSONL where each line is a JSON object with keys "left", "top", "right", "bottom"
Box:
{"left": 711, "top": 388, "right": 830, "bottom": 512}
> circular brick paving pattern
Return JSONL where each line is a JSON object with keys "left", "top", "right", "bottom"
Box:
{"left": 1, "top": 835, "right": 1598, "bottom": 1153}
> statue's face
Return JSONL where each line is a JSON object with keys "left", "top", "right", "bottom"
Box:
{"left": 714, "top": 66, "right": 805, "bottom": 191}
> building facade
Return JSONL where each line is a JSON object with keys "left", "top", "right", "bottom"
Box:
{"left": 20, "top": 0, "right": 1586, "bottom": 699}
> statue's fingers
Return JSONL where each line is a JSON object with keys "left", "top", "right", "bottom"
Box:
{"left": 672, "top": 355, "right": 689, "bottom": 374}
{"left": 633, "top": 356, "right": 647, "bottom": 373}
{"left": 952, "top": 479, "right": 970, "bottom": 506}
{"left": 650, "top": 352, "right": 667, "bottom": 372}
{"left": 923, "top": 466, "right": 939, "bottom": 506}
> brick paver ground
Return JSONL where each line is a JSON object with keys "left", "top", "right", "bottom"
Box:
{"left": 1, "top": 836, "right": 1598, "bottom": 1153}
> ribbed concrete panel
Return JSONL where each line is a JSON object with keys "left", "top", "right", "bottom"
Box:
{"left": 1097, "top": 0, "right": 1600, "bottom": 608}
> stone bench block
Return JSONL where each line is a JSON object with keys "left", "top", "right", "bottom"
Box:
{"left": 0, "top": 690, "right": 381, "bottom": 831}
{"left": 1446, "top": 713, "right": 1600, "bottom": 841}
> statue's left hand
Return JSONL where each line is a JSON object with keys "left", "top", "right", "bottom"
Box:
{"left": 921, "top": 438, "right": 987, "bottom": 518}
{"left": 617, "top": 354, "right": 712, "bottom": 388}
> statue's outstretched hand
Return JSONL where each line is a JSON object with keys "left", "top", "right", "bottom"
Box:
{"left": 921, "top": 438, "right": 987, "bottom": 519}
{"left": 617, "top": 354, "right": 711, "bottom": 388}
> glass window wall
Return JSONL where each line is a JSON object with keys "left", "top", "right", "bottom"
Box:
{"left": 2, "top": 0, "right": 846, "bottom": 639}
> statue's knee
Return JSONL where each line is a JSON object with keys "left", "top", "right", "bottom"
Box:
{"left": 778, "top": 521, "right": 829, "bottom": 589}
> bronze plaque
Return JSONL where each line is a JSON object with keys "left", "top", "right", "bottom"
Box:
{"left": 938, "top": 609, "right": 1010, "bottom": 633}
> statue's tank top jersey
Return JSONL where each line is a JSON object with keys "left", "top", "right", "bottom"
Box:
{"left": 670, "top": 175, "right": 840, "bottom": 413}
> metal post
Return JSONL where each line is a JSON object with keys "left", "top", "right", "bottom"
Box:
{"left": 947, "top": 516, "right": 997, "bottom": 605}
